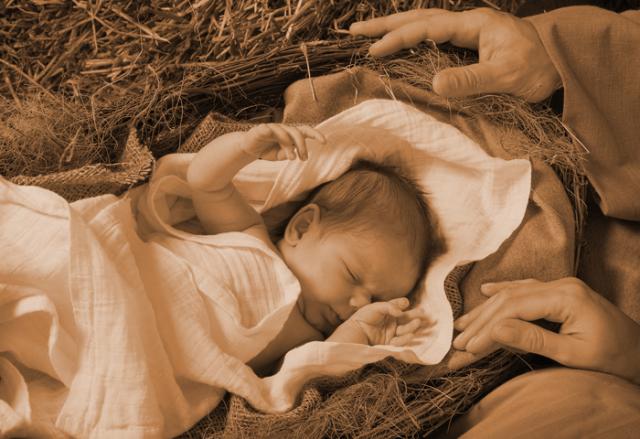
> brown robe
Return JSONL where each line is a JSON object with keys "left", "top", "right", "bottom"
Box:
{"left": 440, "top": 6, "right": 640, "bottom": 438}
{"left": 528, "top": 6, "right": 640, "bottom": 324}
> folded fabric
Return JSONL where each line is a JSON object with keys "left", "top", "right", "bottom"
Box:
{"left": 0, "top": 98, "right": 531, "bottom": 438}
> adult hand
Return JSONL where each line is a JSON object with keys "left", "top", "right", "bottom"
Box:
{"left": 450, "top": 277, "right": 640, "bottom": 384}
{"left": 349, "top": 8, "right": 562, "bottom": 102}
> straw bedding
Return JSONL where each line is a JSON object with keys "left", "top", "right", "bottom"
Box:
{"left": 1, "top": 0, "right": 586, "bottom": 437}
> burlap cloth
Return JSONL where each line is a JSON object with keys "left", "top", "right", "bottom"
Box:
{"left": 9, "top": 128, "right": 154, "bottom": 202}
{"left": 177, "top": 68, "right": 575, "bottom": 437}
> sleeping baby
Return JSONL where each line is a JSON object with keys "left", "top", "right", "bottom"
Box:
{"left": 0, "top": 99, "right": 531, "bottom": 436}
{"left": 186, "top": 123, "right": 445, "bottom": 371}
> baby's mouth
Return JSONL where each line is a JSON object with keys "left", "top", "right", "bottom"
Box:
{"left": 324, "top": 306, "right": 342, "bottom": 328}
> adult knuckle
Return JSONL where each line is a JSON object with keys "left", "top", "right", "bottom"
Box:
{"left": 562, "top": 277, "right": 589, "bottom": 300}
{"left": 523, "top": 327, "right": 545, "bottom": 352}
{"left": 498, "top": 287, "right": 516, "bottom": 302}
{"left": 485, "top": 290, "right": 504, "bottom": 306}
{"left": 467, "top": 7, "right": 493, "bottom": 19}
{"left": 461, "top": 67, "right": 483, "bottom": 90}
{"left": 470, "top": 7, "right": 508, "bottom": 24}
{"left": 416, "top": 8, "right": 436, "bottom": 19}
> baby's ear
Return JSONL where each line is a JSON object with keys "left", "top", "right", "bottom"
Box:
{"left": 284, "top": 203, "right": 321, "bottom": 245}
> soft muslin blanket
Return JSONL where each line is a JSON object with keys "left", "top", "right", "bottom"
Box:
{"left": 0, "top": 99, "right": 531, "bottom": 438}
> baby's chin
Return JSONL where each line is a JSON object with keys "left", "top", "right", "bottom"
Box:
{"left": 298, "top": 298, "right": 338, "bottom": 337}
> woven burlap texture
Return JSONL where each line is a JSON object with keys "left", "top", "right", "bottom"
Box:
{"left": 9, "top": 128, "right": 154, "bottom": 202}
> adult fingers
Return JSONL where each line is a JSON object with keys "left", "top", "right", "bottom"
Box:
{"left": 367, "top": 10, "right": 486, "bottom": 57}
{"left": 455, "top": 279, "right": 539, "bottom": 330}
{"left": 488, "top": 318, "right": 574, "bottom": 363}
{"left": 453, "top": 285, "right": 568, "bottom": 351}
{"left": 349, "top": 9, "right": 446, "bottom": 37}
{"left": 447, "top": 350, "right": 485, "bottom": 370}
{"left": 480, "top": 279, "right": 539, "bottom": 296}
{"left": 432, "top": 62, "right": 514, "bottom": 98}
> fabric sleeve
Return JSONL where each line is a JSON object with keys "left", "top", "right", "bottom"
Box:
{"left": 526, "top": 7, "right": 640, "bottom": 221}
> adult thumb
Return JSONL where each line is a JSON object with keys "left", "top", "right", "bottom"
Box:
{"left": 433, "top": 62, "right": 503, "bottom": 98}
{"left": 491, "top": 319, "right": 564, "bottom": 361}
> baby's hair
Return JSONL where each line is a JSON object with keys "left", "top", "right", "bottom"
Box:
{"left": 307, "top": 159, "right": 446, "bottom": 284}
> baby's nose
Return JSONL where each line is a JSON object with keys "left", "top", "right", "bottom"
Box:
{"left": 349, "top": 291, "right": 371, "bottom": 309}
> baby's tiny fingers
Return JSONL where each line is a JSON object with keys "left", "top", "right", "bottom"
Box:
{"left": 404, "top": 307, "right": 431, "bottom": 321}
{"left": 385, "top": 303, "right": 406, "bottom": 318}
{"left": 297, "top": 125, "right": 326, "bottom": 143}
{"left": 396, "top": 318, "right": 422, "bottom": 336}
{"left": 268, "top": 124, "right": 296, "bottom": 159}
{"left": 390, "top": 333, "right": 414, "bottom": 346}
{"left": 280, "top": 125, "right": 308, "bottom": 160}
{"left": 389, "top": 297, "right": 410, "bottom": 309}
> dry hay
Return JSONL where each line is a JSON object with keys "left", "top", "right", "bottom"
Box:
{"left": 0, "top": 0, "right": 586, "bottom": 222}
{"left": 1, "top": 0, "right": 526, "bottom": 155}
{"left": 0, "top": 92, "right": 129, "bottom": 177}
{"left": 1, "top": 1, "right": 585, "bottom": 437}
{"left": 179, "top": 351, "right": 528, "bottom": 439}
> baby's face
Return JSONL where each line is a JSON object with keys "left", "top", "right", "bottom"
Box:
{"left": 279, "top": 216, "right": 419, "bottom": 336}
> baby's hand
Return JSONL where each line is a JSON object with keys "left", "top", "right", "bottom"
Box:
{"left": 329, "top": 298, "right": 433, "bottom": 346}
{"left": 242, "top": 123, "right": 325, "bottom": 161}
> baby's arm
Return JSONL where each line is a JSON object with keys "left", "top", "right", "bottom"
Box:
{"left": 327, "top": 298, "right": 431, "bottom": 346}
{"left": 248, "top": 302, "right": 323, "bottom": 375}
{"left": 249, "top": 299, "right": 428, "bottom": 375}
{"left": 186, "top": 124, "right": 324, "bottom": 235}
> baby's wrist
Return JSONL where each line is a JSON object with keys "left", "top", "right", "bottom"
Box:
{"left": 240, "top": 128, "right": 265, "bottom": 159}
{"left": 327, "top": 319, "right": 368, "bottom": 344}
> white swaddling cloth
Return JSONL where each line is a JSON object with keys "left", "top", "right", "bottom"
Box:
{"left": 136, "top": 99, "right": 532, "bottom": 407}
{"left": 0, "top": 99, "right": 531, "bottom": 438}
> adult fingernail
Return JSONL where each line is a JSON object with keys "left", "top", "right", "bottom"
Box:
{"left": 432, "top": 73, "right": 451, "bottom": 96}
{"left": 453, "top": 317, "right": 466, "bottom": 331}
{"left": 369, "top": 41, "right": 386, "bottom": 57}
{"left": 452, "top": 333, "right": 466, "bottom": 349}
{"left": 465, "top": 336, "right": 478, "bottom": 352}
